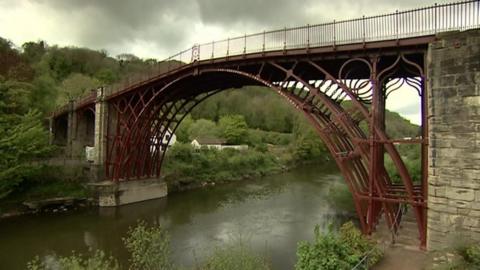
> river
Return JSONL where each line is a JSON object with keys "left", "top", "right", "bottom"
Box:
{"left": 0, "top": 163, "right": 355, "bottom": 269}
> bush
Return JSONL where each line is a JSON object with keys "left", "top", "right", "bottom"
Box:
{"left": 163, "top": 143, "right": 282, "bottom": 186}
{"left": 27, "top": 222, "right": 274, "bottom": 270}
{"left": 28, "top": 222, "right": 174, "bottom": 270}
{"left": 295, "top": 222, "right": 382, "bottom": 270}
{"left": 122, "top": 221, "right": 174, "bottom": 270}
{"left": 464, "top": 245, "right": 480, "bottom": 265}
{"left": 27, "top": 250, "right": 119, "bottom": 270}
{"left": 449, "top": 244, "right": 480, "bottom": 270}
{"left": 201, "top": 241, "right": 270, "bottom": 270}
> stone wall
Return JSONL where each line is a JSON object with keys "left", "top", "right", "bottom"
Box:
{"left": 427, "top": 29, "right": 480, "bottom": 250}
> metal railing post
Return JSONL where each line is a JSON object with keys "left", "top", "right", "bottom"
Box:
{"left": 283, "top": 27, "right": 287, "bottom": 51}
{"left": 226, "top": 38, "right": 230, "bottom": 57}
{"left": 434, "top": 3, "right": 438, "bottom": 34}
{"left": 362, "top": 16, "right": 366, "bottom": 44}
{"left": 307, "top": 24, "right": 310, "bottom": 48}
{"left": 333, "top": 20, "right": 336, "bottom": 48}
{"left": 262, "top": 31, "right": 266, "bottom": 52}
{"left": 211, "top": 40, "right": 214, "bottom": 59}
{"left": 243, "top": 33, "right": 246, "bottom": 55}
{"left": 396, "top": 10, "right": 399, "bottom": 40}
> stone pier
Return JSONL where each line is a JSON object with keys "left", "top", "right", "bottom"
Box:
{"left": 89, "top": 88, "right": 168, "bottom": 206}
{"left": 92, "top": 179, "right": 168, "bottom": 207}
{"left": 427, "top": 29, "right": 480, "bottom": 249}
{"left": 90, "top": 87, "right": 109, "bottom": 181}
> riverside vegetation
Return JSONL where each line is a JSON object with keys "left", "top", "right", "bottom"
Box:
{"left": 27, "top": 221, "right": 381, "bottom": 270}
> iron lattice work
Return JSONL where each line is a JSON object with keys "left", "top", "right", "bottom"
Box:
{"left": 105, "top": 53, "right": 427, "bottom": 247}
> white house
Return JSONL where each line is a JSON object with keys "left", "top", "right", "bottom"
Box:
{"left": 84, "top": 128, "right": 176, "bottom": 161}
{"left": 150, "top": 128, "right": 176, "bottom": 153}
{"left": 191, "top": 138, "right": 248, "bottom": 151}
{"left": 162, "top": 129, "right": 177, "bottom": 146}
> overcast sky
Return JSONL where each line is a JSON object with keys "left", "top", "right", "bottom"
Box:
{"left": 0, "top": 0, "right": 451, "bottom": 59}
{"left": 0, "top": 0, "right": 452, "bottom": 124}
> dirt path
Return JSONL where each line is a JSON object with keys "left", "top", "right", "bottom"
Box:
{"left": 373, "top": 246, "right": 427, "bottom": 270}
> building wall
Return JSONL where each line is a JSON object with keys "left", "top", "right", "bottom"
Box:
{"left": 427, "top": 29, "right": 480, "bottom": 250}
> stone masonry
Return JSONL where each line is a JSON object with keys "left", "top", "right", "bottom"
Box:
{"left": 427, "top": 29, "right": 480, "bottom": 250}
{"left": 87, "top": 87, "right": 109, "bottom": 181}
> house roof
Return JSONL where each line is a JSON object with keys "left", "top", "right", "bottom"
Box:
{"left": 194, "top": 137, "right": 227, "bottom": 145}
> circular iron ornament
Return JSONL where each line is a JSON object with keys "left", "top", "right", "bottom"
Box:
{"left": 191, "top": 44, "right": 200, "bottom": 62}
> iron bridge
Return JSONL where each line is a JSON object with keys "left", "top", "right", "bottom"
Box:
{"left": 51, "top": 1, "right": 480, "bottom": 248}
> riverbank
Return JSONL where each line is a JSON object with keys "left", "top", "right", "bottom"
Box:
{"left": 162, "top": 143, "right": 328, "bottom": 192}
{"left": 0, "top": 145, "right": 328, "bottom": 219}
{"left": 0, "top": 176, "right": 91, "bottom": 218}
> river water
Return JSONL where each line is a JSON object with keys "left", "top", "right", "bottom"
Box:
{"left": 0, "top": 163, "right": 355, "bottom": 269}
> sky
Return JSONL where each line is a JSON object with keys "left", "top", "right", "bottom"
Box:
{"left": 0, "top": 0, "right": 453, "bottom": 124}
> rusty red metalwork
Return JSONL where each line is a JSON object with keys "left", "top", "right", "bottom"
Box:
{"left": 100, "top": 53, "right": 428, "bottom": 247}
{"left": 49, "top": 1, "right": 480, "bottom": 249}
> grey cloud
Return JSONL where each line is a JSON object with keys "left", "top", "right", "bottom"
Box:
{"left": 196, "top": 0, "right": 319, "bottom": 28}
{"left": 195, "top": 0, "right": 447, "bottom": 29}
{"left": 3, "top": 0, "right": 451, "bottom": 58}
{"left": 31, "top": 0, "right": 198, "bottom": 56}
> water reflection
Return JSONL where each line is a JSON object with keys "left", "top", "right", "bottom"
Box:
{"left": 0, "top": 163, "right": 354, "bottom": 270}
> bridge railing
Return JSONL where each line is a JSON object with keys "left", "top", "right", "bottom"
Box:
{"left": 65, "top": 1, "right": 479, "bottom": 108}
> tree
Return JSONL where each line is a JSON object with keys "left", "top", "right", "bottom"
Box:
{"left": 188, "top": 119, "right": 219, "bottom": 140}
{"left": 0, "top": 79, "right": 33, "bottom": 115}
{"left": 0, "top": 110, "right": 53, "bottom": 199}
{"left": 292, "top": 115, "right": 327, "bottom": 161}
{"left": 175, "top": 115, "right": 194, "bottom": 143}
{"left": 95, "top": 68, "right": 118, "bottom": 84}
{"left": 218, "top": 115, "right": 248, "bottom": 144}
{"left": 0, "top": 37, "right": 30, "bottom": 80}
{"left": 58, "top": 73, "right": 101, "bottom": 104}
{"left": 31, "top": 74, "right": 59, "bottom": 114}
{"left": 22, "top": 41, "right": 46, "bottom": 63}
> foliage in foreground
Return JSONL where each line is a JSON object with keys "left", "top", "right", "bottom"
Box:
{"left": 462, "top": 245, "right": 480, "bottom": 266}
{"left": 202, "top": 241, "right": 270, "bottom": 270}
{"left": 27, "top": 250, "right": 120, "bottom": 270}
{"left": 437, "top": 244, "right": 480, "bottom": 270}
{"left": 122, "top": 221, "right": 174, "bottom": 270}
{"left": 295, "top": 222, "right": 382, "bottom": 270}
{"left": 27, "top": 221, "right": 271, "bottom": 270}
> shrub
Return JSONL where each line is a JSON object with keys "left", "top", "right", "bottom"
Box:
{"left": 295, "top": 222, "right": 382, "bottom": 270}
{"left": 122, "top": 221, "right": 174, "bottom": 270}
{"left": 450, "top": 244, "right": 480, "bottom": 269}
{"left": 464, "top": 245, "right": 480, "bottom": 265}
{"left": 27, "top": 250, "right": 119, "bottom": 270}
{"left": 201, "top": 241, "right": 270, "bottom": 270}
